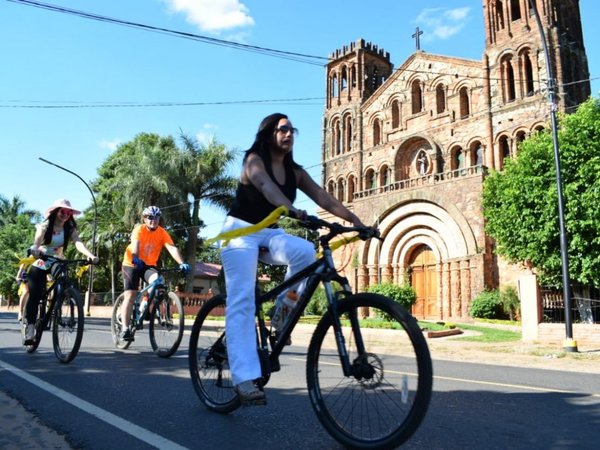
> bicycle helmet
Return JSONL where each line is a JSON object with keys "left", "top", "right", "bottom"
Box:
{"left": 142, "top": 205, "right": 161, "bottom": 217}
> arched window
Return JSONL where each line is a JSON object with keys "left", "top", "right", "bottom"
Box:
{"left": 521, "top": 50, "right": 534, "bottom": 96}
{"left": 452, "top": 147, "right": 465, "bottom": 171}
{"left": 510, "top": 0, "right": 521, "bottom": 21}
{"left": 341, "top": 67, "right": 348, "bottom": 91}
{"left": 332, "top": 74, "right": 338, "bottom": 99}
{"left": 411, "top": 80, "right": 423, "bottom": 114}
{"left": 502, "top": 55, "right": 516, "bottom": 102}
{"left": 327, "top": 180, "right": 335, "bottom": 196}
{"left": 436, "top": 83, "right": 446, "bottom": 114}
{"left": 347, "top": 175, "right": 356, "bottom": 203}
{"left": 351, "top": 66, "right": 357, "bottom": 88}
{"left": 391, "top": 100, "right": 400, "bottom": 128}
{"left": 344, "top": 114, "right": 353, "bottom": 152}
{"left": 365, "top": 168, "right": 376, "bottom": 190}
{"left": 332, "top": 118, "right": 341, "bottom": 156}
{"left": 373, "top": 119, "right": 382, "bottom": 146}
{"left": 380, "top": 164, "right": 389, "bottom": 187}
{"left": 495, "top": 0, "right": 505, "bottom": 30}
{"left": 459, "top": 87, "right": 470, "bottom": 118}
{"left": 337, "top": 178, "right": 345, "bottom": 201}
{"left": 498, "top": 135, "right": 511, "bottom": 169}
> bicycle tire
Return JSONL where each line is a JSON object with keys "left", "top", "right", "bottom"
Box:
{"left": 52, "top": 287, "right": 84, "bottom": 363}
{"left": 188, "top": 295, "right": 241, "bottom": 413}
{"left": 149, "top": 291, "right": 184, "bottom": 358}
{"left": 306, "top": 293, "right": 432, "bottom": 449}
{"left": 111, "top": 293, "right": 132, "bottom": 350}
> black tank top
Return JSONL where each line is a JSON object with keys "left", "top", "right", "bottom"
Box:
{"left": 228, "top": 159, "right": 297, "bottom": 224}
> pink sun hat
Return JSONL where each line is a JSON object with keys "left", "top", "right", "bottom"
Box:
{"left": 44, "top": 199, "right": 82, "bottom": 219}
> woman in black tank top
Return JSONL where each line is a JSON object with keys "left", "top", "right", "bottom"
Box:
{"left": 220, "top": 113, "right": 371, "bottom": 405}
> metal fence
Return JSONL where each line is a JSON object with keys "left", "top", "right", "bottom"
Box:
{"left": 540, "top": 288, "right": 600, "bottom": 324}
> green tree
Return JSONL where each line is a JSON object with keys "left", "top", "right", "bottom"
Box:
{"left": 483, "top": 97, "right": 600, "bottom": 286}
{"left": 0, "top": 194, "right": 38, "bottom": 226}
{"left": 91, "top": 132, "right": 237, "bottom": 292}
{"left": 0, "top": 215, "right": 35, "bottom": 301}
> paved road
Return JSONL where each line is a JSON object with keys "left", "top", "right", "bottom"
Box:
{"left": 1, "top": 309, "right": 600, "bottom": 449}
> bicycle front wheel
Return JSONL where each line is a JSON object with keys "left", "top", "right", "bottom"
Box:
{"left": 111, "top": 293, "right": 132, "bottom": 350}
{"left": 188, "top": 295, "right": 240, "bottom": 414}
{"left": 149, "top": 291, "right": 184, "bottom": 358}
{"left": 52, "top": 287, "right": 84, "bottom": 363}
{"left": 306, "top": 293, "right": 433, "bottom": 449}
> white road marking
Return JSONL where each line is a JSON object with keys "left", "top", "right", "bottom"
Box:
{"left": 0, "top": 358, "right": 190, "bottom": 450}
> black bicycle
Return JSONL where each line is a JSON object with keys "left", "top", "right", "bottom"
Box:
{"left": 111, "top": 266, "right": 185, "bottom": 358}
{"left": 23, "top": 255, "right": 91, "bottom": 363}
{"left": 188, "top": 215, "right": 433, "bottom": 449}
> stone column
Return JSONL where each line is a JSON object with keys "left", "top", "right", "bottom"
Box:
{"left": 381, "top": 264, "right": 393, "bottom": 283}
{"left": 442, "top": 262, "right": 450, "bottom": 319}
{"left": 357, "top": 265, "right": 368, "bottom": 292}
{"left": 460, "top": 259, "right": 471, "bottom": 319}
{"left": 450, "top": 261, "right": 461, "bottom": 318}
{"left": 519, "top": 273, "right": 542, "bottom": 343}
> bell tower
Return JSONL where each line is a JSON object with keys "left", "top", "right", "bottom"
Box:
{"left": 322, "top": 39, "right": 392, "bottom": 194}
{"left": 483, "top": 0, "right": 590, "bottom": 111}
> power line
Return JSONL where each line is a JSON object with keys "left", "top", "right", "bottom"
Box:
{"left": 7, "top": 0, "right": 328, "bottom": 66}
{"left": 0, "top": 97, "right": 325, "bottom": 109}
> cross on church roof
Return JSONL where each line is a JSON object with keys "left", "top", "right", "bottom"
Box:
{"left": 412, "top": 26, "right": 424, "bottom": 51}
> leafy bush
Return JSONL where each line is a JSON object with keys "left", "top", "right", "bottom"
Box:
{"left": 306, "top": 287, "right": 329, "bottom": 316}
{"left": 469, "top": 289, "right": 505, "bottom": 319}
{"left": 367, "top": 283, "right": 417, "bottom": 320}
{"left": 500, "top": 285, "right": 520, "bottom": 320}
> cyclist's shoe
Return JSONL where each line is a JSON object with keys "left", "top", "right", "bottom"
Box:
{"left": 235, "top": 380, "right": 267, "bottom": 407}
{"left": 121, "top": 328, "right": 135, "bottom": 342}
{"left": 23, "top": 324, "right": 35, "bottom": 344}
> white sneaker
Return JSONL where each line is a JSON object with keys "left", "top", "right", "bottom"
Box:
{"left": 24, "top": 324, "right": 35, "bottom": 342}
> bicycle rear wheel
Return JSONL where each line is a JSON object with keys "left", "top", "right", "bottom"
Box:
{"left": 306, "top": 293, "right": 432, "bottom": 449}
{"left": 111, "top": 293, "right": 132, "bottom": 350}
{"left": 188, "top": 295, "right": 240, "bottom": 413}
{"left": 149, "top": 291, "right": 184, "bottom": 358}
{"left": 52, "top": 287, "right": 84, "bottom": 363}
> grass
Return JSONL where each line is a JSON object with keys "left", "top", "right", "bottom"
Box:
{"left": 419, "top": 320, "right": 521, "bottom": 343}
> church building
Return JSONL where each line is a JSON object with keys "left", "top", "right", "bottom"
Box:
{"left": 319, "top": 0, "right": 590, "bottom": 319}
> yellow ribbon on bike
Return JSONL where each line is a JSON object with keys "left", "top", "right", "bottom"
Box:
{"left": 17, "top": 255, "right": 35, "bottom": 266}
{"left": 76, "top": 265, "right": 90, "bottom": 280}
{"left": 317, "top": 234, "right": 361, "bottom": 258}
{"left": 205, "top": 205, "right": 289, "bottom": 247}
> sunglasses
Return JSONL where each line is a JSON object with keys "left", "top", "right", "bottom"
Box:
{"left": 59, "top": 208, "right": 73, "bottom": 216}
{"left": 144, "top": 215, "right": 159, "bottom": 220}
{"left": 275, "top": 125, "right": 298, "bottom": 135}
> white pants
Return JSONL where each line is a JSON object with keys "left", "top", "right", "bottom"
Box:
{"left": 220, "top": 216, "right": 315, "bottom": 385}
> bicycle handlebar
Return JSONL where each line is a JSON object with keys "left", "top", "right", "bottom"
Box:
{"left": 289, "top": 213, "right": 381, "bottom": 243}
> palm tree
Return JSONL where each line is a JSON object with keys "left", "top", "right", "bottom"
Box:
{"left": 0, "top": 195, "right": 38, "bottom": 227}
{"left": 176, "top": 134, "right": 238, "bottom": 288}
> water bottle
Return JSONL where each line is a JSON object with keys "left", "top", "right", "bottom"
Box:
{"left": 271, "top": 290, "right": 298, "bottom": 330}
{"left": 139, "top": 295, "right": 148, "bottom": 317}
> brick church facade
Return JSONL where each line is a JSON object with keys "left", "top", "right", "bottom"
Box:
{"left": 318, "top": 0, "right": 590, "bottom": 319}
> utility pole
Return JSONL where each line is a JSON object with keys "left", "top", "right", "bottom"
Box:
{"left": 527, "top": 0, "right": 577, "bottom": 352}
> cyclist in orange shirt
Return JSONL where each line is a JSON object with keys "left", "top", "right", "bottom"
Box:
{"left": 120, "top": 205, "right": 190, "bottom": 341}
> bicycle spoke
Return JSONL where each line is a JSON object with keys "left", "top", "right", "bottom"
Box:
{"left": 149, "top": 292, "right": 184, "bottom": 358}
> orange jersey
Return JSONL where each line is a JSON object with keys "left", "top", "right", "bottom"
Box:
{"left": 123, "top": 224, "right": 174, "bottom": 267}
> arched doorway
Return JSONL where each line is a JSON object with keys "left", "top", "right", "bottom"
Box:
{"left": 409, "top": 245, "right": 438, "bottom": 319}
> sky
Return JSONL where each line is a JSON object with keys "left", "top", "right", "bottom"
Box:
{"left": 1, "top": 0, "right": 599, "bottom": 241}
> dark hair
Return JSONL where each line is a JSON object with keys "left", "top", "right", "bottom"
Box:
{"left": 43, "top": 209, "right": 76, "bottom": 252}
{"left": 243, "top": 113, "right": 301, "bottom": 170}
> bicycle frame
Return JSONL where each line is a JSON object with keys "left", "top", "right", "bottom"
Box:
{"left": 38, "top": 260, "right": 78, "bottom": 329}
{"left": 131, "top": 275, "right": 166, "bottom": 327}
{"left": 256, "top": 243, "right": 357, "bottom": 377}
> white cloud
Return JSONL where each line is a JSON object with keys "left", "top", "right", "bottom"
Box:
{"left": 163, "top": 0, "right": 254, "bottom": 33}
{"left": 99, "top": 139, "right": 121, "bottom": 151}
{"left": 196, "top": 123, "right": 218, "bottom": 145}
{"left": 414, "top": 7, "right": 471, "bottom": 42}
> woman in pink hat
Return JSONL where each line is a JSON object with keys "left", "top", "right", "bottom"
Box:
{"left": 23, "top": 199, "right": 99, "bottom": 344}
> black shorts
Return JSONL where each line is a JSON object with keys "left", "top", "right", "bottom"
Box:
{"left": 122, "top": 265, "right": 157, "bottom": 291}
